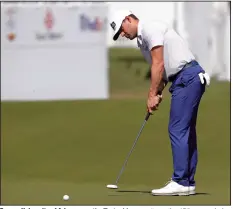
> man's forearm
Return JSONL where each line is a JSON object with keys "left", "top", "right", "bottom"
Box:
{"left": 149, "top": 63, "right": 165, "bottom": 96}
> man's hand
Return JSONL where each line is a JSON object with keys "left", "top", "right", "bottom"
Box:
{"left": 147, "top": 79, "right": 166, "bottom": 113}
{"left": 147, "top": 94, "right": 163, "bottom": 113}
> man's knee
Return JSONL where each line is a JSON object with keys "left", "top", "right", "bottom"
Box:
{"left": 168, "top": 120, "right": 191, "bottom": 142}
{"left": 168, "top": 122, "right": 181, "bottom": 141}
{"left": 168, "top": 122, "right": 173, "bottom": 135}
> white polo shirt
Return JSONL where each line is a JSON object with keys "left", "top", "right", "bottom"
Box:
{"left": 137, "top": 20, "right": 195, "bottom": 81}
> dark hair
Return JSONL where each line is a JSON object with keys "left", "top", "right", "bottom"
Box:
{"left": 129, "top": 14, "right": 139, "bottom": 20}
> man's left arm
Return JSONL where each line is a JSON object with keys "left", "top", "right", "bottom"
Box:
{"left": 149, "top": 45, "right": 165, "bottom": 97}
{"left": 142, "top": 23, "right": 167, "bottom": 112}
{"left": 143, "top": 23, "right": 167, "bottom": 97}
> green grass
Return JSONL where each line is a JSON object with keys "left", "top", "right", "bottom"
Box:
{"left": 1, "top": 48, "right": 230, "bottom": 205}
{"left": 109, "top": 47, "right": 151, "bottom": 98}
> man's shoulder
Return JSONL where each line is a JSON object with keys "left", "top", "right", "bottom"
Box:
{"left": 140, "top": 19, "right": 170, "bottom": 36}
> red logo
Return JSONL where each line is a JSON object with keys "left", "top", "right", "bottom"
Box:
{"left": 5, "top": 7, "right": 16, "bottom": 41}
{"left": 36, "top": 8, "right": 63, "bottom": 41}
{"left": 44, "top": 9, "right": 54, "bottom": 30}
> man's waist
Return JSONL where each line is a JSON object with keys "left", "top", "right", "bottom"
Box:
{"left": 168, "top": 60, "right": 199, "bottom": 82}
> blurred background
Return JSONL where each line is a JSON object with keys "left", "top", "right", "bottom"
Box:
{"left": 1, "top": 1, "right": 230, "bottom": 101}
{"left": 1, "top": 1, "right": 231, "bottom": 205}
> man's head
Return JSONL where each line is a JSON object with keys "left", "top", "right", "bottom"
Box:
{"left": 110, "top": 10, "right": 139, "bottom": 41}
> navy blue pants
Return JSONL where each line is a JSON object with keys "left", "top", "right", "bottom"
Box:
{"left": 168, "top": 61, "right": 206, "bottom": 187}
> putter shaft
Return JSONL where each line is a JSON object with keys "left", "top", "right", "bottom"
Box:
{"left": 115, "top": 112, "right": 151, "bottom": 184}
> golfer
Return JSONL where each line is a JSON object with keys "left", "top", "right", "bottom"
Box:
{"left": 109, "top": 10, "right": 210, "bottom": 196}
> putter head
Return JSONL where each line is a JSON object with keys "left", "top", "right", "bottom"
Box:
{"left": 106, "top": 184, "right": 118, "bottom": 189}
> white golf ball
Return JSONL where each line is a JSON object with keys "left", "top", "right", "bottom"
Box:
{"left": 63, "top": 195, "right": 69, "bottom": 201}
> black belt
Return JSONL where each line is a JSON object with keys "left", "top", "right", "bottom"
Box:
{"left": 168, "top": 60, "right": 198, "bottom": 82}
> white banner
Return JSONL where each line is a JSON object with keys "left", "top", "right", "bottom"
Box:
{"left": 1, "top": 3, "right": 109, "bottom": 101}
{"left": 1, "top": 3, "right": 108, "bottom": 46}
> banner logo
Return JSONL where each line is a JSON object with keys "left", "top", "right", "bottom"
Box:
{"left": 5, "top": 7, "right": 17, "bottom": 41}
{"left": 80, "top": 14, "right": 107, "bottom": 32}
{"left": 35, "top": 8, "right": 63, "bottom": 41}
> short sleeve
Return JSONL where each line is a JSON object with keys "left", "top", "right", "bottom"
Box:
{"left": 142, "top": 22, "right": 166, "bottom": 51}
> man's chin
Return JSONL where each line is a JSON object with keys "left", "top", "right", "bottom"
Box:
{"left": 129, "top": 36, "right": 136, "bottom": 40}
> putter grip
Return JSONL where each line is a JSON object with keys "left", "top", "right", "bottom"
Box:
{"left": 145, "top": 91, "right": 162, "bottom": 121}
{"left": 145, "top": 112, "right": 151, "bottom": 121}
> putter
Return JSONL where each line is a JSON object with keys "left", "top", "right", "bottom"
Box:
{"left": 107, "top": 111, "right": 151, "bottom": 189}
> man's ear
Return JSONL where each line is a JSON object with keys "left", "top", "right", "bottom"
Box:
{"left": 125, "top": 16, "right": 131, "bottom": 22}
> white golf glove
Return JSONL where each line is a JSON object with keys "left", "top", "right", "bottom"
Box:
{"left": 198, "top": 72, "right": 210, "bottom": 86}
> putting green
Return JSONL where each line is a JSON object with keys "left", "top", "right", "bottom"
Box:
{"left": 1, "top": 84, "right": 230, "bottom": 205}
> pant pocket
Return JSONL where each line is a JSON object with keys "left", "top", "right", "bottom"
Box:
{"left": 180, "top": 64, "right": 205, "bottom": 86}
{"left": 180, "top": 73, "right": 195, "bottom": 87}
